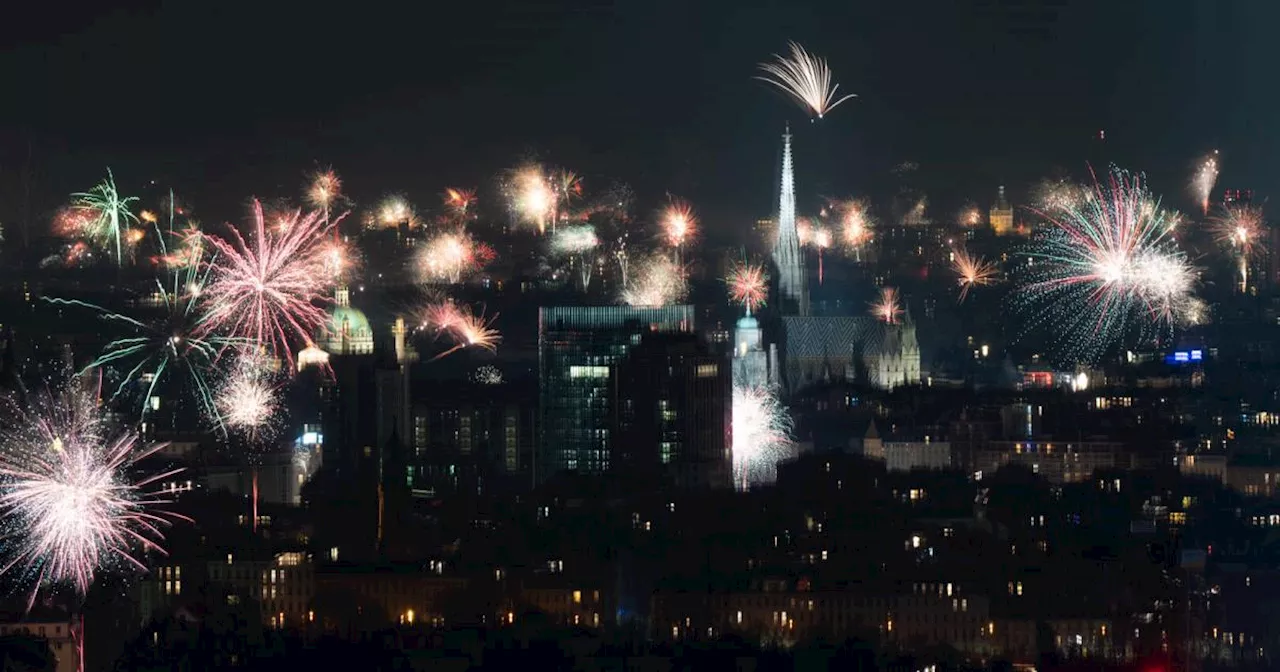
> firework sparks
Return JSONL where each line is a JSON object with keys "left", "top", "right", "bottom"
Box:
{"left": 0, "top": 385, "right": 186, "bottom": 606}
{"left": 869, "top": 287, "right": 903, "bottom": 324}
{"left": 214, "top": 356, "right": 280, "bottom": 440}
{"left": 420, "top": 303, "right": 501, "bottom": 361}
{"left": 957, "top": 203, "right": 982, "bottom": 228}
{"left": 756, "top": 42, "right": 857, "bottom": 120}
{"left": 509, "top": 166, "right": 556, "bottom": 234}
{"left": 731, "top": 383, "right": 793, "bottom": 489}
{"left": 1033, "top": 177, "right": 1089, "bottom": 215}
{"left": 1191, "top": 151, "right": 1220, "bottom": 215}
{"left": 472, "top": 365, "right": 504, "bottom": 385}
{"left": 443, "top": 188, "right": 477, "bottom": 223}
{"left": 1017, "top": 167, "right": 1198, "bottom": 363}
{"left": 833, "top": 198, "right": 874, "bottom": 255}
{"left": 1212, "top": 205, "right": 1263, "bottom": 255}
{"left": 47, "top": 223, "right": 238, "bottom": 423}
{"left": 550, "top": 225, "right": 599, "bottom": 256}
{"left": 375, "top": 195, "right": 417, "bottom": 229}
{"left": 70, "top": 169, "right": 140, "bottom": 266}
{"left": 661, "top": 199, "right": 696, "bottom": 249}
{"left": 306, "top": 169, "right": 342, "bottom": 222}
{"left": 951, "top": 247, "right": 998, "bottom": 302}
{"left": 416, "top": 230, "right": 492, "bottom": 285}
{"left": 1212, "top": 205, "right": 1263, "bottom": 293}
{"left": 197, "top": 201, "right": 338, "bottom": 368}
{"left": 727, "top": 262, "right": 769, "bottom": 313}
{"left": 621, "top": 255, "right": 689, "bottom": 307}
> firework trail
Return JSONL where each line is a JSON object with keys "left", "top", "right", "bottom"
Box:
{"left": 613, "top": 237, "right": 631, "bottom": 287}
{"left": 418, "top": 302, "right": 501, "bottom": 362}
{"left": 47, "top": 218, "right": 241, "bottom": 423}
{"left": 416, "top": 230, "right": 491, "bottom": 285}
{"left": 727, "top": 262, "right": 769, "bottom": 314}
{"left": 869, "top": 286, "right": 903, "bottom": 324}
{"left": 1016, "top": 167, "right": 1198, "bottom": 363}
{"left": 731, "top": 383, "right": 793, "bottom": 489}
{"left": 809, "top": 226, "right": 832, "bottom": 284}
{"left": 951, "top": 247, "right": 998, "bottom": 302}
{"left": 197, "top": 201, "right": 339, "bottom": 369}
{"left": 1191, "top": 151, "right": 1220, "bottom": 216}
{"left": 0, "top": 385, "right": 187, "bottom": 608}
{"left": 550, "top": 225, "right": 600, "bottom": 291}
{"left": 306, "top": 169, "right": 342, "bottom": 223}
{"left": 756, "top": 42, "right": 857, "bottom": 120}
{"left": 620, "top": 255, "right": 689, "bottom": 307}
{"left": 70, "top": 169, "right": 140, "bottom": 266}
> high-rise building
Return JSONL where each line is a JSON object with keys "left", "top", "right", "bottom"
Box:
{"left": 772, "top": 124, "right": 808, "bottom": 316}
{"left": 611, "top": 332, "right": 731, "bottom": 489}
{"left": 538, "top": 305, "right": 695, "bottom": 482}
{"left": 989, "top": 185, "right": 1013, "bottom": 236}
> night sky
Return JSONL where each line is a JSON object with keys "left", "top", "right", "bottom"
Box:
{"left": 0, "top": 0, "right": 1274, "bottom": 241}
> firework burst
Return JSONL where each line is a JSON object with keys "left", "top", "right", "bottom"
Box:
{"left": 1211, "top": 205, "right": 1263, "bottom": 255}
{"left": 661, "top": 199, "right": 696, "bottom": 249}
{"left": 47, "top": 222, "right": 240, "bottom": 422}
{"left": 951, "top": 247, "right": 998, "bottom": 301}
{"left": 1033, "top": 177, "right": 1089, "bottom": 215}
{"left": 443, "top": 188, "right": 477, "bottom": 223}
{"left": 197, "top": 201, "right": 338, "bottom": 368}
{"left": 416, "top": 230, "right": 491, "bottom": 285}
{"left": 869, "top": 287, "right": 903, "bottom": 324}
{"left": 756, "top": 42, "right": 857, "bottom": 119}
{"left": 727, "top": 262, "right": 769, "bottom": 313}
{"left": 1017, "top": 167, "right": 1199, "bottom": 363}
{"left": 621, "top": 255, "right": 689, "bottom": 307}
{"left": 70, "top": 169, "right": 140, "bottom": 266}
{"left": 1191, "top": 151, "right": 1220, "bottom": 215}
{"left": 731, "top": 383, "right": 793, "bottom": 489}
{"left": 0, "top": 385, "right": 186, "bottom": 607}
{"left": 374, "top": 195, "right": 417, "bottom": 229}
{"left": 306, "top": 169, "right": 342, "bottom": 222}
{"left": 835, "top": 198, "right": 874, "bottom": 255}
{"left": 508, "top": 165, "right": 556, "bottom": 234}
{"left": 214, "top": 355, "right": 280, "bottom": 440}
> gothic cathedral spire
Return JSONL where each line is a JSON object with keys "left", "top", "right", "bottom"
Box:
{"left": 772, "top": 123, "right": 808, "bottom": 315}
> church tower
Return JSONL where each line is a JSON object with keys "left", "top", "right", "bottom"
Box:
{"left": 989, "top": 185, "right": 1013, "bottom": 236}
{"left": 772, "top": 124, "right": 808, "bottom": 315}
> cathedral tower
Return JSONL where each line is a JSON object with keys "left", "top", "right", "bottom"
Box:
{"left": 772, "top": 124, "right": 808, "bottom": 315}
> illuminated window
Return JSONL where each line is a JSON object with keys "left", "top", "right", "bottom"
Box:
{"left": 695, "top": 364, "right": 718, "bottom": 378}
{"left": 573, "top": 590, "right": 582, "bottom": 604}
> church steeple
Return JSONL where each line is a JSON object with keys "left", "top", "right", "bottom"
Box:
{"left": 772, "top": 124, "right": 807, "bottom": 315}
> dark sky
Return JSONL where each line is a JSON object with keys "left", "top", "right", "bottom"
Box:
{"left": 0, "top": 0, "right": 1274, "bottom": 239}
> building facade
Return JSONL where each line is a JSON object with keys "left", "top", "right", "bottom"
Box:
{"left": 538, "top": 305, "right": 695, "bottom": 482}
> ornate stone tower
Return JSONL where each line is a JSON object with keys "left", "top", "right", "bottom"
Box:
{"left": 772, "top": 124, "right": 808, "bottom": 315}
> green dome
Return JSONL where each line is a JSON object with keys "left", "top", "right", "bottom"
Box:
{"left": 327, "top": 305, "right": 372, "bottom": 337}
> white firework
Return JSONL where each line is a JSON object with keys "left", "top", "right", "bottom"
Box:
{"left": 756, "top": 42, "right": 857, "bottom": 119}
{"left": 731, "top": 384, "right": 793, "bottom": 489}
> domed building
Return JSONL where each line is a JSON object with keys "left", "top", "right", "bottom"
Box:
{"left": 321, "top": 285, "right": 374, "bottom": 356}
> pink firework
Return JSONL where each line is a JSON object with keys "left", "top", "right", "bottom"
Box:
{"left": 661, "top": 199, "right": 697, "bottom": 251}
{"left": 1211, "top": 205, "right": 1263, "bottom": 257}
{"left": 0, "top": 386, "right": 186, "bottom": 607}
{"left": 727, "top": 262, "right": 769, "bottom": 313}
{"left": 197, "top": 201, "right": 338, "bottom": 368}
{"left": 869, "top": 286, "right": 903, "bottom": 324}
{"left": 419, "top": 302, "right": 501, "bottom": 361}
